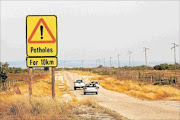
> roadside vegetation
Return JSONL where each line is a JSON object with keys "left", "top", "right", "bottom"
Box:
{"left": 57, "top": 63, "right": 180, "bottom": 71}
{"left": 0, "top": 69, "right": 125, "bottom": 119}
{"left": 71, "top": 70, "right": 180, "bottom": 101}
{"left": 57, "top": 63, "right": 180, "bottom": 86}
{"left": 0, "top": 62, "right": 28, "bottom": 85}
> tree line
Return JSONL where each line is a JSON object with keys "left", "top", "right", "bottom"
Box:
{"left": 0, "top": 62, "right": 28, "bottom": 83}
{"left": 97, "top": 63, "right": 180, "bottom": 70}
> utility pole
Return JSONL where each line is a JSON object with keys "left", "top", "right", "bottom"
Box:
{"left": 81, "top": 60, "right": 84, "bottom": 71}
{"left": 171, "top": 43, "right": 179, "bottom": 77}
{"left": 128, "top": 51, "right": 133, "bottom": 79}
{"left": 128, "top": 51, "right": 132, "bottom": 67}
{"left": 104, "top": 58, "right": 106, "bottom": 67}
{"left": 98, "top": 59, "right": 101, "bottom": 74}
{"left": 143, "top": 47, "right": 149, "bottom": 82}
{"left": 171, "top": 43, "right": 179, "bottom": 65}
{"left": 110, "top": 57, "right": 112, "bottom": 68}
{"left": 110, "top": 57, "right": 112, "bottom": 75}
{"left": 97, "top": 59, "right": 98, "bottom": 67}
{"left": 143, "top": 47, "right": 149, "bottom": 70}
{"left": 64, "top": 60, "right": 66, "bottom": 69}
{"left": 98, "top": 59, "right": 101, "bottom": 66}
{"left": 82, "top": 60, "right": 84, "bottom": 68}
{"left": 103, "top": 58, "right": 106, "bottom": 73}
{"left": 118, "top": 54, "right": 120, "bottom": 68}
{"left": 117, "top": 54, "right": 120, "bottom": 80}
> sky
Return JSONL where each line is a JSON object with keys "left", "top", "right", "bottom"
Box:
{"left": 0, "top": 1, "right": 180, "bottom": 67}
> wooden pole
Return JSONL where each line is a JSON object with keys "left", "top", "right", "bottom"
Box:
{"left": 171, "top": 43, "right": 179, "bottom": 81}
{"left": 29, "top": 67, "right": 32, "bottom": 97}
{"left": 52, "top": 67, "right": 55, "bottom": 98}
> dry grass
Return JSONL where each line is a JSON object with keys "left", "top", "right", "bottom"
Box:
{"left": 0, "top": 95, "right": 75, "bottom": 119}
{"left": 77, "top": 99, "right": 126, "bottom": 120}
{"left": 7, "top": 70, "right": 49, "bottom": 82}
{"left": 0, "top": 70, "right": 67, "bottom": 119}
{"left": 72, "top": 71, "right": 180, "bottom": 101}
{"left": 0, "top": 70, "right": 125, "bottom": 120}
{"left": 144, "top": 70, "right": 180, "bottom": 77}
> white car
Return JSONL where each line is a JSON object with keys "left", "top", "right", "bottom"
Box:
{"left": 84, "top": 83, "right": 98, "bottom": 95}
{"left": 74, "top": 80, "right": 85, "bottom": 90}
{"left": 89, "top": 81, "right": 99, "bottom": 88}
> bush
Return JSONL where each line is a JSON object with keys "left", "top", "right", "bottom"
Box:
{"left": 154, "top": 63, "right": 180, "bottom": 70}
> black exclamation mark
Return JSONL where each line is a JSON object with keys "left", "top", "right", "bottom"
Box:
{"left": 40, "top": 25, "right": 43, "bottom": 39}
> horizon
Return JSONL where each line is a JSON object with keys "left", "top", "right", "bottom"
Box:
{"left": 1, "top": 59, "right": 176, "bottom": 69}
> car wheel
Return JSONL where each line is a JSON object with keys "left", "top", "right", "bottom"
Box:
{"left": 74, "top": 87, "right": 76, "bottom": 90}
{"left": 84, "top": 92, "right": 86, "bottom": 95}
{"left": 96, "top": 92, "right": 98, "bottom": 95}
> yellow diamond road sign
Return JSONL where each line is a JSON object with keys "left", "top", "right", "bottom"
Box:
{"left": 26, "top": 15, "right": 57, "bottom": 57}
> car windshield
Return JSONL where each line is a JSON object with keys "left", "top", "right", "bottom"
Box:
{"left": 76, "top": 80, "right": 83, "bottom": 83}
{"left": 91, "top": 81, "right": 98, "bottom": 84}
{"left": 86, "top": 84, "right": 96, "bottom": 87}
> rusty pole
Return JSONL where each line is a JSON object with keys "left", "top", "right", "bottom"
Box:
{"left": 52, "top": 67, "right": 55, "bottom": 98}
{"left": 29, "top": 67, "right": 32, "bottom": 97}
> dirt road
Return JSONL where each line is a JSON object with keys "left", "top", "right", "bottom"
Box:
{"left": 61, "top": 71, "right": 180, "bottom": 120}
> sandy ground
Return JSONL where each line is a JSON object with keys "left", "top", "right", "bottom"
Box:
{"left": 55, "top": 71, "right": 122, "bottom": 120}
{"left": 60, "top": 71, "right": 180, "bottom": 120}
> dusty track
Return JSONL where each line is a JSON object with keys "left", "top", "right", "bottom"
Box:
{"left": 61, "top": 71, "right": 180, "bottom": 120}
